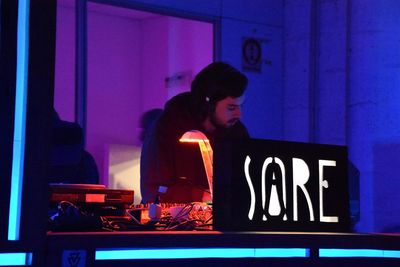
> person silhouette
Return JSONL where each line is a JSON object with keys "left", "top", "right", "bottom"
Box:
{"left": 140, "top": 62, "right": 250, "bottom": 203}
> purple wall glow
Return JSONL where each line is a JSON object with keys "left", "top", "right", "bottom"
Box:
{"left": 54, "top": 3, "right": 75, "bottom": 122}
{"left": 86, "top": 5, "right": 143, "bottom": 184}
{"left": 141, "top": 16, "right": 213, "bottom": 113}
{"left": 141, "top": 16, "right": 169, "bottom": 112}
{"left": 54, "top": 2, "right": 213, "bottom": 185}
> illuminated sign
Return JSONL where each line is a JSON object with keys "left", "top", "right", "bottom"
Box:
{"left": 214, "top": 139, "right": 350, "bottom": 232}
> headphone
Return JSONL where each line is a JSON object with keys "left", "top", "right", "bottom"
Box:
{"left": 191, "top": 62, "right": 248, "bottom": 120}
{"left": 199, "top": 90, "right": 219, "bottom": 120}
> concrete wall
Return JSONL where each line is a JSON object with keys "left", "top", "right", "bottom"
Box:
{"left": 283, "top": 0, "right": 347, "bottom": 144}
{"left": 283, "top": 0, "right": 400, "bottom": 233}
{"left": 349, "top": 0, "right": 400, "bottom": 232}
{"left": 283, "top": 1, "right": 313, "bottom": 142}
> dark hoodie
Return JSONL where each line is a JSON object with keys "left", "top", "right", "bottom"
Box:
{"left": 140, "top": 92, "right": 249, "bottom": 203}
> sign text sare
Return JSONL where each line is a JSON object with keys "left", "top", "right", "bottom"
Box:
{"left": 244, "top": 155, "right": 339, "bottom": 224}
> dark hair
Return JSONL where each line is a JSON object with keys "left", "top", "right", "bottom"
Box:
{"left": 190, "top": 62, "right": 248, "bottom": 119}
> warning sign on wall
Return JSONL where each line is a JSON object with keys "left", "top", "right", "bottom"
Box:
{"left": 242, "top": 38, "right": 262, "bottom": 72}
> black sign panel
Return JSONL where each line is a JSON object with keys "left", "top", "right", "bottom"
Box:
{"left": 213, "top": 139, "right": 350, "bottom": 232}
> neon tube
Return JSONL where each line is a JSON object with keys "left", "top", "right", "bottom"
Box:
{"left": 0, "top": 253, "right": 32, "bottom": 266}
{"left": 8, "top": 0, "right": 30, "bottom": 241}
{"left": 95, "top": 248, "right": 310, "bottom": 260}
{"left": 319, "top": 249, "right": 400, "bottom": 258}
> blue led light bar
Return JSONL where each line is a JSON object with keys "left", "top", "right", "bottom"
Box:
{"left": 95, "top": 248, "right": 309, "bottom": 260}
{"left": 319, "top": 249, "right": 400, "bottom": 258}
{"left": 383, "top": 250, "right": 400, "bottom": 258}
{"left": 0, "top": 253, "right": 32, "bottom": 266}
{"left": 8, "top": 0, "right": 30, "bottom": 241}
{"left": 255, "top": 248, "right": 310, "bottom": 258}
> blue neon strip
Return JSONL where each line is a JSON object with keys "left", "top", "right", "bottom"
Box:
{"left": 319, "top": 249, "right": 400, "bottom": 258}
{"left": 8, "top": 0, "right": 30, "bottom": 241}
{"left": 95, "top": 248, "right": 309, "bottom": 260}
{"left": 383, "top": 250, "right": 400, "bottom": 258}
{"left": 255, "top": 248, "right": 310, "bottom": 258}
{"left": 0, "top": 253, "right": 32, "bottom": 266}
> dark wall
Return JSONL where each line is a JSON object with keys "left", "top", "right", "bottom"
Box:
{"left": 0, "top": 0, "right": 17, "bottom": 242}
{"left": 20, "top": 0, "right": 57, "bottom": 265}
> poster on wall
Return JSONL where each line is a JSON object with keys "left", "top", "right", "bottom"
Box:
{"left": 242, "top": 38, "right": 262, "bottom": 72}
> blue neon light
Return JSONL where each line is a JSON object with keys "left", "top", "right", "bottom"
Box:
{"left": 0, "top": 253, "right": 32, "bottom": 266}
{"left": 319, "top": 249, "right": 400, "bottom": 258}
{"left": 255, "top": 248, "right": 310, "bottom": 258}
{"left": 8, "top": 0, "right": 30, "bottom": 241}
{"left": 383, "top": 250, "right": 400, "bottom": 258}
{"left": 95, "top": 248, "right": 309, "bottom": 260}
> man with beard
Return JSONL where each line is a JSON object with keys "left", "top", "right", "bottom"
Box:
{"left": 140, "top": 62, "right": 249, "bottom": 203}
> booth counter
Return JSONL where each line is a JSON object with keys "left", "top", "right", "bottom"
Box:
{"left": 46, "top": 230, "right": 400, "bottom": 267}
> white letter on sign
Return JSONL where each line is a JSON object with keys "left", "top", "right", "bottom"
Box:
{"left": 261, "top": 157, "right": 287, "bottom": 221}
{"left": 292, "top": 158, "right": 314, "bottom": 221}
{"left": 319, "top": 160, "right": 339, "bottom": 223}
{"left": 244, "top": 156, "right": 256, "bottom": 220}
